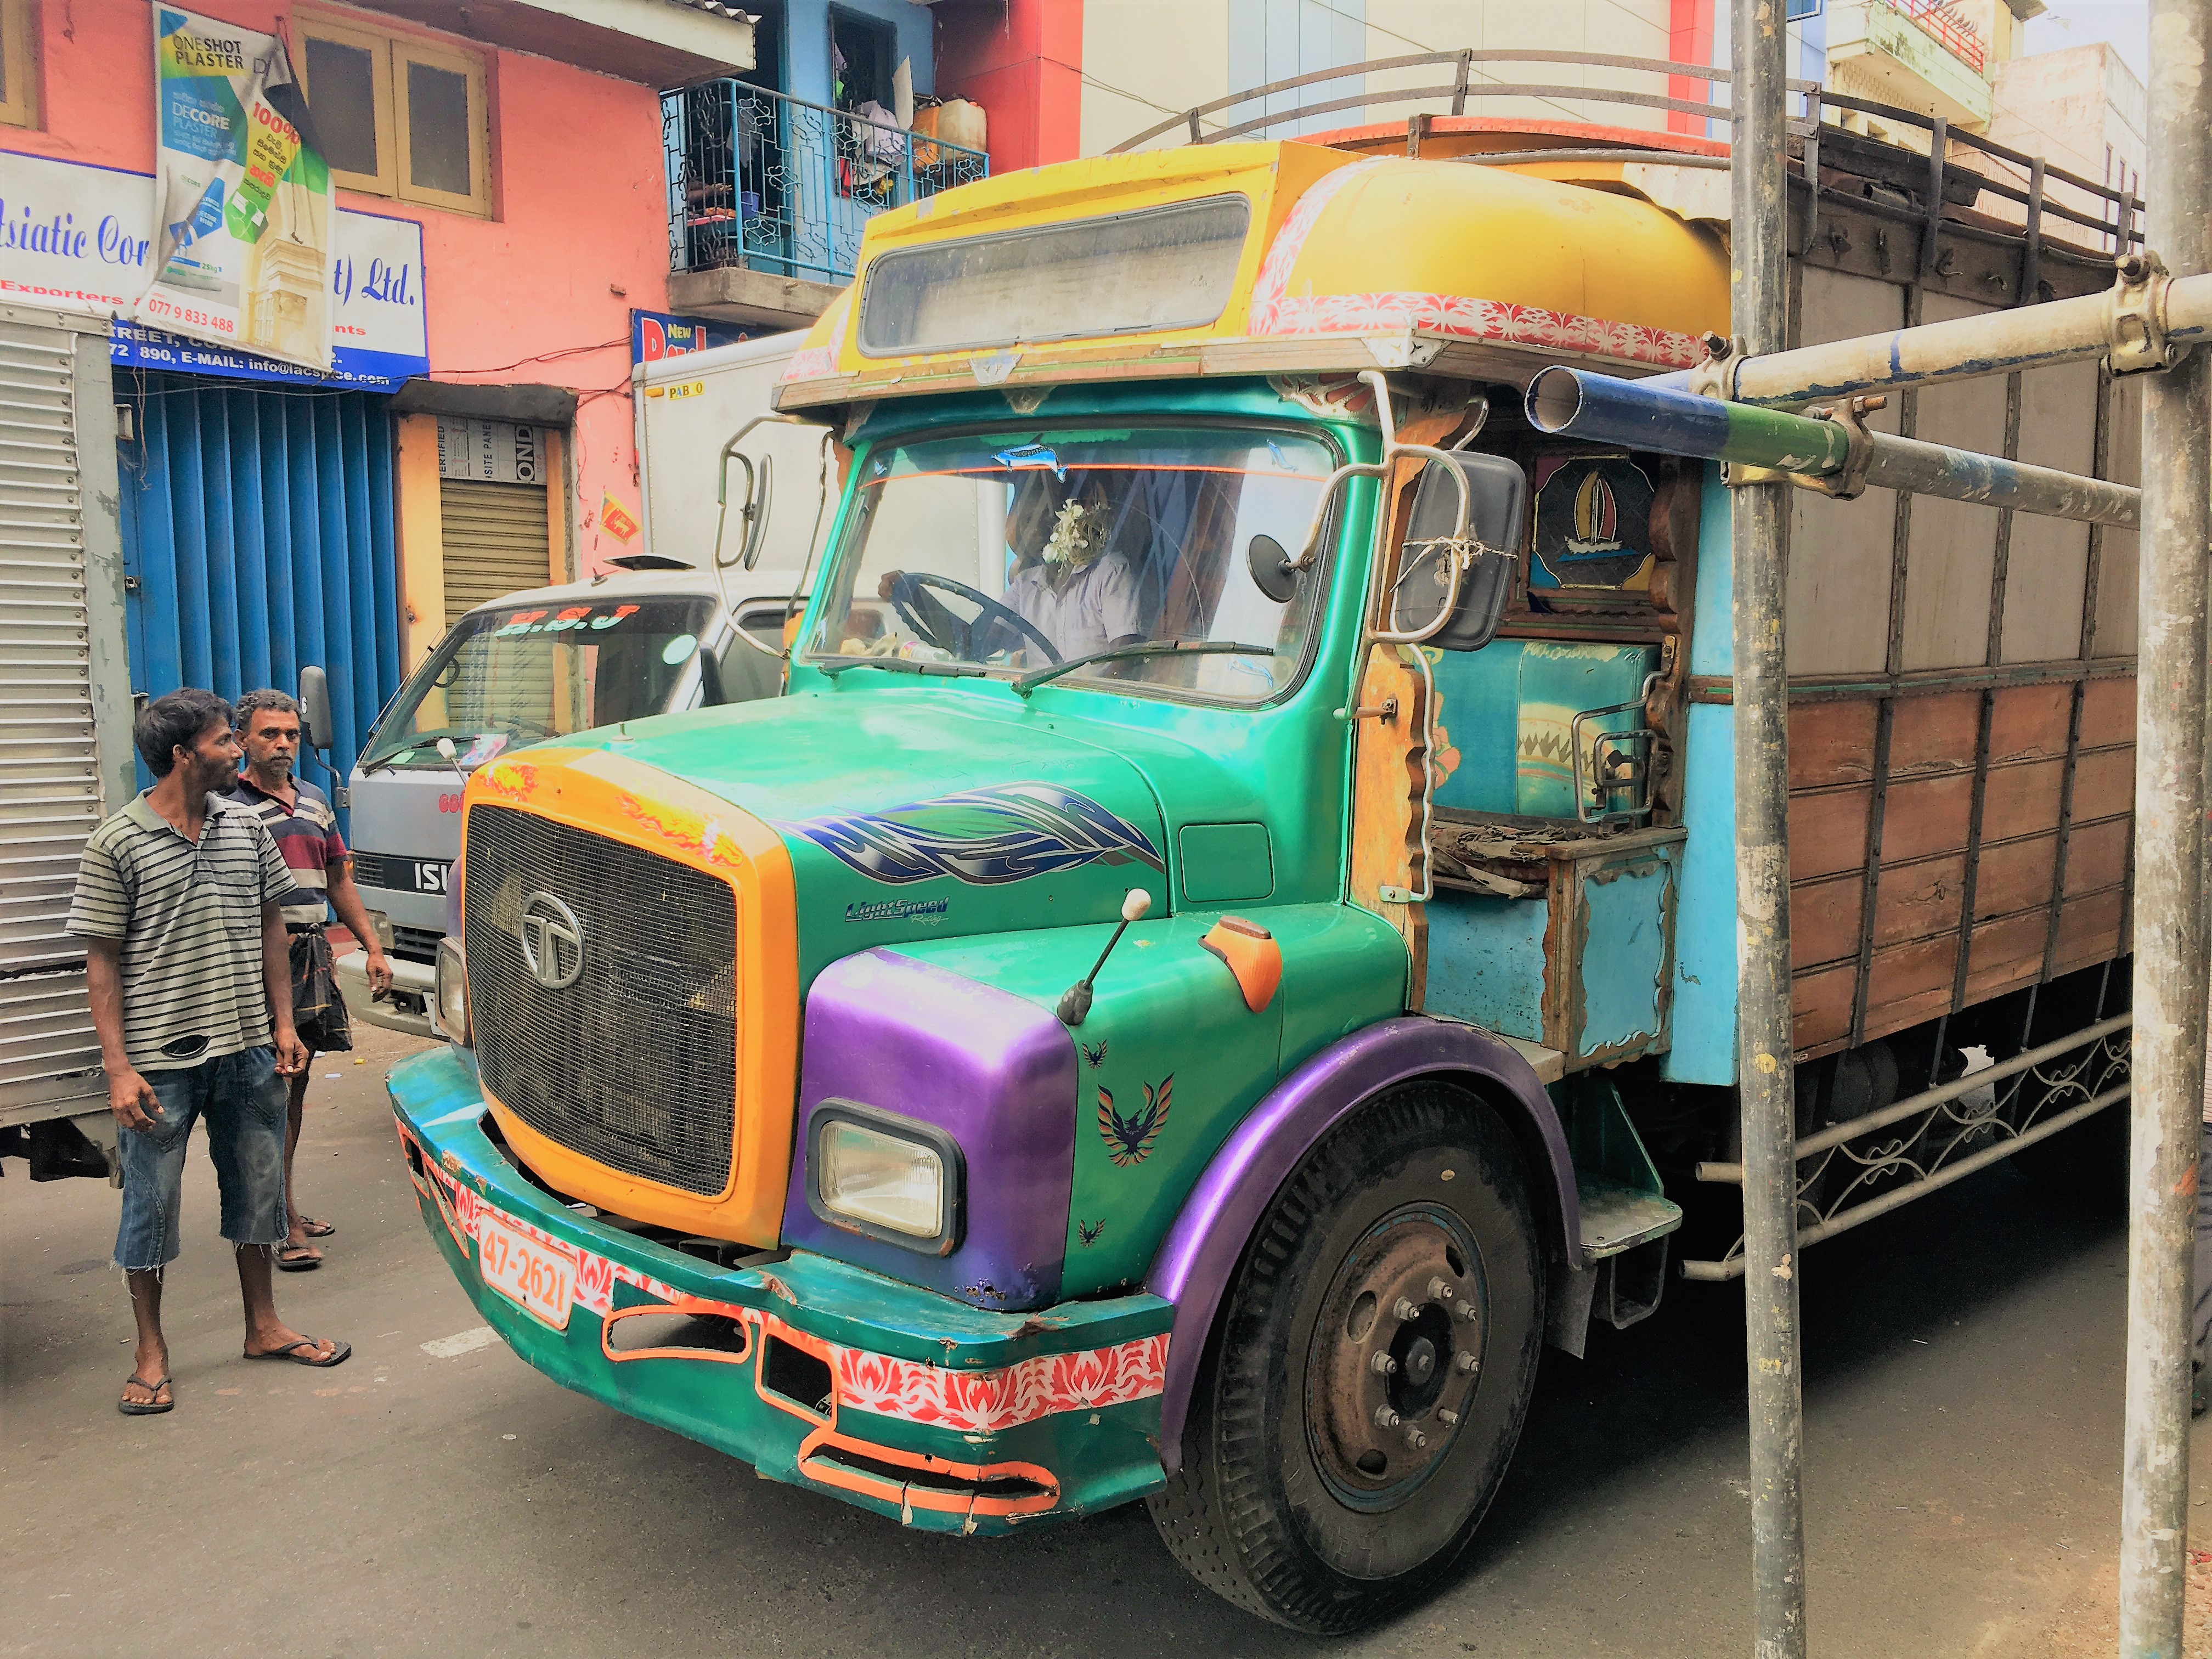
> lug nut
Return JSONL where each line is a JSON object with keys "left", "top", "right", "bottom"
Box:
{"left": 1393, "top": 1297, "right": 1420, "bottom": 1321}
{"left": 1455, "top": 1352, "right": 1480, "bottom": 1374}
{"left": 1454, "top": 1300, "right": 1480, "bottom": 1321}
{"left": 1427, "top": 1277, "right": 1455, "bottom": 1302}
{"left": 1374, "top": 1404, "right": 1401, "bottom": 1430}
{"left": 1404, "top": 1426, "right": 1428, "bottom": 1451}
{"left": 1438, "top": 1408, "right": 1460, "bottom": 1427}
{"left": 1370, "top": 1351, "right": 1399, "bottom": 1375}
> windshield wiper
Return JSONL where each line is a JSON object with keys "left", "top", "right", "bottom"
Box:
{"left": 1012, "top": 638, "right": 1275, "bottom": 697}
{"left": 813, "top": 653, "right": 994, "bottom": 680}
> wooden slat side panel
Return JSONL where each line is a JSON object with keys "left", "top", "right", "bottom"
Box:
{"left": 1973, "top": 834, "right": 2060, "bottom": 922}
{"left": 2052, "top": 889, "right": 2128, "bottom": 975}
{"left": 1792, "top": 874, "right": 1863, "bottom": 971}
{"left": 1988, "top": 682, "right": 2072, "bottom": 763}
{"left": 1788, "top": 699, "right": 1878, "bottom": 790}
{"left": 2079, "top": 675, "right": 2136, "bottom": 746}
{"left": 1887, "top": 690, "right": 1980, "bottom": 776}
{"left": 2063, "top": 816, "right": 2132, "bottom": 896}
{"left": 1877, "top": 771, "right": 1976, "bottom": 864}
{"left": 1872, "top": 853, "right": 1966, "bottom": 949}
{"left": 1788, "top": 785, "right": 1872, "bottom": 881}
{"left": 1792, "top": 962, "right": 1857, "bottom": 1052}
{"left": 1979, "top": 758, "right": 2066, "bottom": 843}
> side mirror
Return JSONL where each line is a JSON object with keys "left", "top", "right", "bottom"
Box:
{"left": 298, "top": 665, "right": 334, "bottom": 752}
{"left": 1390, "top": 452, "right": 1528, "bottom": 651}
{"left": 713, "top": 444, "right": 774, "bottom": 572}
{"left": 1247, "top": 533, "right": 1297, "bottom": 603}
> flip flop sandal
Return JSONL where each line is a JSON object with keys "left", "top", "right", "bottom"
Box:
{"left": 275, "top": 1243, "right": 322, "bottom": 1272}
{"left": 119, "top": 1374, "right": 173, "bottom": 1416}
{"left": 298, "top": 1217, "right": 336, "bottom": 1238}
{"left": 245, "top": 1337, "right": 352, "bottom": 1368}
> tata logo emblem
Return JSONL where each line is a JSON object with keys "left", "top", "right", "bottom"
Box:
{"left": 517, "top": 890, "right": 584, "bottom": 990}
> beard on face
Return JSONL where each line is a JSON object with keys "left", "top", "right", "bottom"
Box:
{"left": 256, "top": 748, "right": 296, "bottom": 783}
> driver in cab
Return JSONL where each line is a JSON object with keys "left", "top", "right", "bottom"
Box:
{"left": 873, "top": 472, "right": 1144, "bottom": 665}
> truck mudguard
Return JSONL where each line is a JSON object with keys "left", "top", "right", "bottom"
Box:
{"left": 1144, "top": 1015, "right": 1578, "bottom": 1474}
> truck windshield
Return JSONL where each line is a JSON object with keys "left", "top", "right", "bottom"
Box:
{"left": 802, "top": 424, "right": 1336, "bottom": 703}
{"left": 360, "top": 596, "right": 719, "bottom": 771}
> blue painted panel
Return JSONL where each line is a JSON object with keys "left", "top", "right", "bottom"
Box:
{"left": 116, "top": 374, "right": 400, "bottom": 831}
{"left": 1433, "top": 640, "right": 1656, "bottom": 819}
{"left": 1662, "top": 701, "right": 1740, "bottom": 1084}
{"left": 1689, "top": 460, "right": 1733, "bottom": 678}
{"left": 1425, "top": 890, "right": 1549, "bottom": 1043}
{"left": 1577, "top": 854, "right": 1673, "bottom": 1056}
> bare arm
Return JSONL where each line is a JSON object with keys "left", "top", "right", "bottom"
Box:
{"left": 86, "top": 936, "right": 160, "bottom": 1131}
{"left": 325, "top": 858, "right": 392, "bottom": 993}
{"left": 262, "top": 900, "right": 307, "bottom": 1075}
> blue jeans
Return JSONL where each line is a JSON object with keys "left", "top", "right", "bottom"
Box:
{"left": 113, "top": 1046, "right": 288, "bottom": 1272}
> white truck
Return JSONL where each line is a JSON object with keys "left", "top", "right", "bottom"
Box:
{"left": 330, "top": 331, "right": 833, "bottom": 1032}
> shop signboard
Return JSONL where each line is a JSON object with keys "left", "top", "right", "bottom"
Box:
{"left": 631, "top": 308, "right": 754, "bottom": 363}
{"left": 436, "top": 417, "right": 546, "bottom": 486}
{"left": 0, "top": 151, "right": 428, "bottom": 387}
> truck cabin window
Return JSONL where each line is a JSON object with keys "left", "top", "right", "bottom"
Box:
{"left": 804, "top": 426, "right": 1336, "bottom": 702}
{"left": 360, "top": 596, "right": 717, "bottom": 770}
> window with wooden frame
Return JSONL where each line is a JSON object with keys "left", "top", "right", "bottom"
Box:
{"left": 0, "top": 0, "right": 41, "bottom": 131}
{"left": 297, "top": 14, "right": 490, "bottom": 216}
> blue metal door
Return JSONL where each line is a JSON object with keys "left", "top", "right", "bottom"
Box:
{"left": 115, "top": 374, "right": 400, "bottom": 806}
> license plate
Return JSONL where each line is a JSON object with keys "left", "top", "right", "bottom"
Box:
{"left": 476, "top": 1212, "right": 574, "bottom": 1329}
{"left": 409, "top": 859, "right": 451, "bottom": 894}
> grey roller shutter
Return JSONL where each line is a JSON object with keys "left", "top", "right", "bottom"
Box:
{"left": 441, "top": 477, "right": 550, "bottom": 624}
{"left": 0, "top": 316, "right": 99, "bottom": 1111}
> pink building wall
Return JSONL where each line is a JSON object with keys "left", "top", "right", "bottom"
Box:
{"left": 3, "top": 0, "right": 675, "bottom": 573}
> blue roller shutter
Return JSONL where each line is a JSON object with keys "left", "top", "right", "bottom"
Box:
{"left": 116, "top": 375, "right": 400, "bottom": 811}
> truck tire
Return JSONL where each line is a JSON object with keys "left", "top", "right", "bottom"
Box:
{"left": 1147, "top": 1080, "right": 1545, "bottom": 1633}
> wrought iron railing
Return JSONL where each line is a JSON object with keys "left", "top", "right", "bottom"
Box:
{"left": 1890, "top": 0, "right": 1988, "bottom": 75}
{"left": 662, "top": 81, "right": 989, "bottom": 287}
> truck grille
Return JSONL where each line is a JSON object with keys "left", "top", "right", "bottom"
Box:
{"left": 463, "top": 803, "right": 739, "bottom": 1196}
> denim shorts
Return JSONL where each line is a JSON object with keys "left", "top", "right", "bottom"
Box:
{"left": 114, "top": 1046, "right": 288, "bottom": 1271}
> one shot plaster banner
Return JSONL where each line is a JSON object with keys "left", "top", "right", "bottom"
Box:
{"left": 137, "top": 7, "right": 332, "bottom": 370}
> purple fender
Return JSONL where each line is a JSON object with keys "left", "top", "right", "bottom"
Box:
{"left": 1144, "top": 1016, "right": 1579, "bottom": 1475}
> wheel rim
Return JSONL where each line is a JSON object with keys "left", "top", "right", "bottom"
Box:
{"left": 1303, "top": 1200, "right": 1488, "bottom": 1513}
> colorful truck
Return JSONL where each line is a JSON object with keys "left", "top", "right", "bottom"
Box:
{"left": 388, "top": 87, "right": 2138, "bottom": 1632}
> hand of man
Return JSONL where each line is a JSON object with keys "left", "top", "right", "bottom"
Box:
{"left": 273, "top": 1028, "right": 310, "bottom": 1076}
{"left": 364, "top": 947, "right": 394, "bottom": 996}
{"left": 108, "top": 1064, "right": 161, "bottom": 1133}
{"left": 876, "top": 569, "right": 904, "bottom": 600}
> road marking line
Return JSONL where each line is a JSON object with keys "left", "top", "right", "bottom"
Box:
{"left": 421, "top": 1325, "right": 498, "bottom": 1358}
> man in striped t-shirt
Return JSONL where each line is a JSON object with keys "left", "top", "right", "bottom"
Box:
{"left": 230, "top": 687, "right": 391, "bottom": 1270}
{"left": 68, "top": 689, "right": 351, "bottom": 1416}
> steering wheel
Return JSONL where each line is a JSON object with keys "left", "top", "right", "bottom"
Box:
{"left": 889, "top": 572, "right": 1062, "bottom": 665}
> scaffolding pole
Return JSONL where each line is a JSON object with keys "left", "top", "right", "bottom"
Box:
{"left": 2119, "top": 4, "right": 2212, "bottom": 1655}
{"left": 1728, "top": 2, "right": 1805, "bottom": 1656}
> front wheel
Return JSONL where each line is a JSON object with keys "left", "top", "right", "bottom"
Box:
{"left": 1148, "top": 1081, "right": 1546, "bottom": 1633}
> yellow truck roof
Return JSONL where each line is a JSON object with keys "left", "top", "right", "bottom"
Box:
{"left": 774, "top": 140, "right": 1728, "bottom": 413}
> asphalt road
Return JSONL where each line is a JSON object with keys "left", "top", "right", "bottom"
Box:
{"left": 4, "top": 1021, "right": 2207, "bottom": 1658}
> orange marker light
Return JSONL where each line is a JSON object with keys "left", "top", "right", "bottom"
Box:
{"left": 1200, "top": 916, "right": 1282, "bottom": 1014}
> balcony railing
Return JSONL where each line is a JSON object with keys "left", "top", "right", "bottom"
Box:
{"left": 1890, "top": 0, "right": 1987, "bottom": 75}
{"left": 662, "top": 81, "right": 989, "bottom": 287}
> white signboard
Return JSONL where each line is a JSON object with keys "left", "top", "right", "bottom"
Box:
{"left": 437, "top": 418, "right": 546, "bottom": 486}
{"left": 0, "top": 149, "right": 428, "bottom": 386}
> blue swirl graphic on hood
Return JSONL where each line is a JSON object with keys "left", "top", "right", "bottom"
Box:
{"left": 778, "top": 782, "right": 1165, "bottom": 887}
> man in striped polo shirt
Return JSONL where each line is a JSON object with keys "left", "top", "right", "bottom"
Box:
{"left": 69, "top": 689, "right": 349, "bottom": 1417}
{"left": 229, "top": 688, "right": 392, "bottom": 1270}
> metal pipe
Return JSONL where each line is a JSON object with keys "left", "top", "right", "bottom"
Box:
{"left": 1728, "top": 4, "right": 1805, "bottom": 1656}
{"left": 1528, "top": 367, "right": 2142, "bottom": 528}
{"left": 1678, "top": 1081, "right": 2132, "bottom": 1282}
{"left": 1647, "top": 267, "right": 2212, "bottom": 408}
{"left": 1693, "top": 1012, "right": 2134, "bottom": 1180}
{"left": 2120, "top": 7, "right": 2212, "bottom": 1654}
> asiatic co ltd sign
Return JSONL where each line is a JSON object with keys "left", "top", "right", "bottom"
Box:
{"left": 0, "top": 150, "right": 430, "bottom": 387}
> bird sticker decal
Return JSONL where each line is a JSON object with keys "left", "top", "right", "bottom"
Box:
{"left": 777, "top": 782, "right": 1164, "bottom": 888}
{"left": 1081, "top": 1039, "right": 1109, "bottom": 1070}
{"left": 1077, "top": 1218, "right": 1107, "bottom": 1247}
{"left": 1097, "top": 1075, "right": 1172, "bottom": 1168}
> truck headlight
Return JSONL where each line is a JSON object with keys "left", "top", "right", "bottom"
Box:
{"left": 434, "top": 936, "right": 471, "bottom": 1046}
{"left": 808, "top": 1103, "right": 964, "bottom": 1256}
